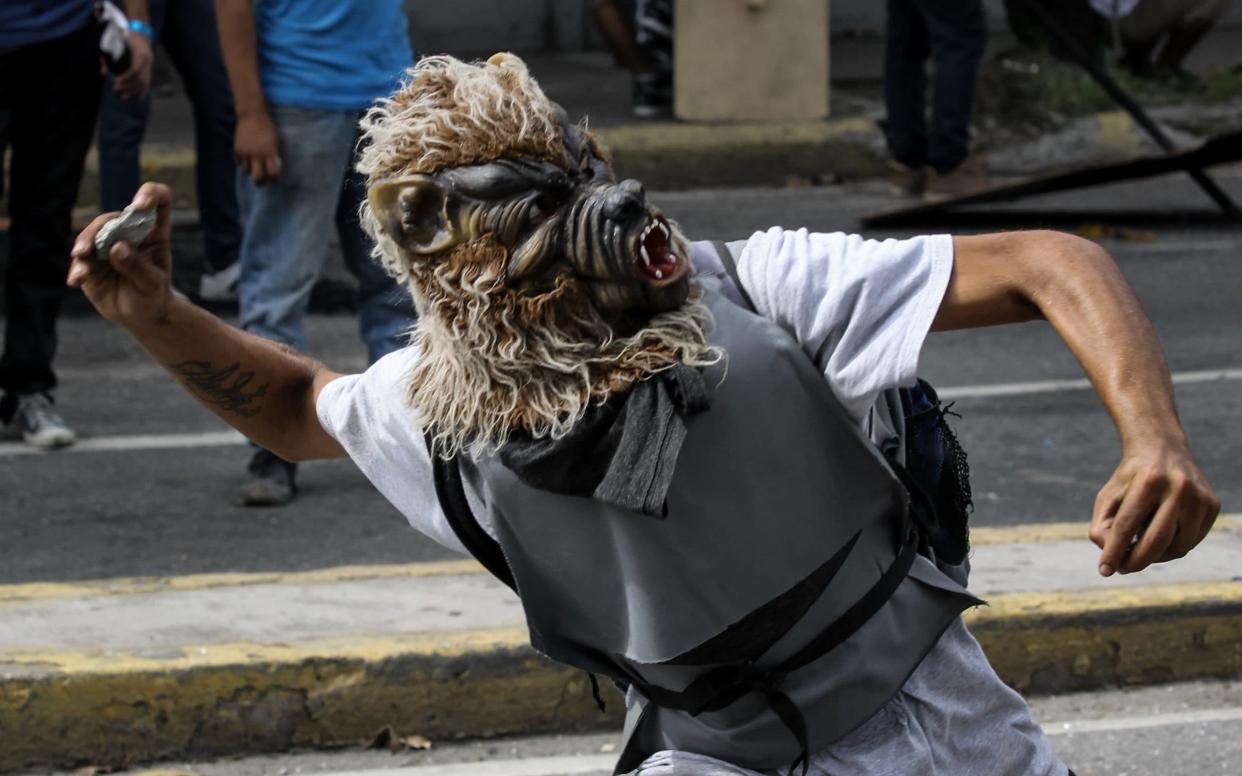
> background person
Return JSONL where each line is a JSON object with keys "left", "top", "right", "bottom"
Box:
{"left": 1090, "top": 0, "right": 1234, "bottom": 80}
{"left": 592, "top": 0, "right": 674, "bottom": 117}
{"left": 97, "top": 0, "right": 241, "bottom": 303}
{"left": 0, "top": 0, "right": 152, "bottom": 449}
{"left": 883, "top": 0, "right": 988, "bottom": 199}
{"left": 214, "top": 0, "right": 418, "bottom": 506}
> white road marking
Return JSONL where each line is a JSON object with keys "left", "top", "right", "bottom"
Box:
{"left": 319, "top": 754, "right": 617, "bottom": 776}
{"left": 0, "top": 430, "right": 246, "bottom": 457}
{"left": 1044, "top": 705, "right": 1242, "bottom": 736}
{"left": 1, "top": 367, "right": 1237, "bottom": 458}
{"left": 939, "top": 367, "right": 1242, "bottom": 400}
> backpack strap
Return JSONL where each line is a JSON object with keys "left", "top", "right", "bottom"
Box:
{"left": 711, "top": 240, "right": 757, "bottom": 312}
{"left": 424, "top": 432, "right": 517, "bottom": 592}
{"left": 423, "top": 436, "right": 617, "bottom": 713}
{"left": 628, "top": 512, "right": 926, "bottom": 776}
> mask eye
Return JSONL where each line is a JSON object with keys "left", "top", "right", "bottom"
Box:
{"left": 529, "top": 193, "right": 560, "bottom": 225}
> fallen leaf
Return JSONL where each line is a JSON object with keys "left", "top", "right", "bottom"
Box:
{"left": 403, "top": 733, "right": 433, "bottom": 751}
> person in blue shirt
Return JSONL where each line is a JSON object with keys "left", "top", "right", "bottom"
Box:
{"left": 0, "top": 0, "right": 153, "bottom": 449}
{"left": 215, "top": 0, "right": 418, "bottom": 505}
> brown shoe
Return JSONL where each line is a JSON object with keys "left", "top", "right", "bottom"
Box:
{"left": 924, "top": 158, "right": 989, "bottom": 202}
{"left": 886, "top": 160, "right": 926, "bottom": 198}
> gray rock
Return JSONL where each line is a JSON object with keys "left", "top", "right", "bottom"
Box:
{"left": 94, "top": 205, "right": 157, "bottom": 261}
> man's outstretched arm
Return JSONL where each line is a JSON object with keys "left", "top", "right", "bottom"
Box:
{"left": 68, "top": 184, "right": 345, "bottom": 462}
{"left": 937, "top": 230, "right": 1220, "bottom": 577}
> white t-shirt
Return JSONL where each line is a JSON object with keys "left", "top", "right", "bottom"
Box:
{"left": 315, "top": 227, "right": 1066, "bottom": 776}
{"left": 317, "top": 227, "right": 954, "bottom": 553}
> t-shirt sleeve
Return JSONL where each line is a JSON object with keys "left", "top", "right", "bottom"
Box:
{"left": 315, "top": 348, "right": 470, "bottom": 555}
{"left": 735, "top": 227, "right": 954, "bottom": 422}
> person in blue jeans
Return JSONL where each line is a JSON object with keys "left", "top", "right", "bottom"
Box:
{"left": 97, "top": 0, "right": 242, "bottom": 303}
{"left": 216, "top": 0, "right": 417, "bottom": 505}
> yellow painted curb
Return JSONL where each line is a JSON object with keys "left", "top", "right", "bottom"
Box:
{"left": 970, "top": 513, "right": 1240, "bottom": 546}
{"left": 2, "top": 627, "right": 529, "bottom": 677}
{"left": 0, "top": 626, "right": 622, "bottom": 772}
{"left": 968, "top": 580, "right": 1242, "bottom": 623}
{"left": 970, "top": 522, "right": 1091, "bottom": 545}
{"left": 4, "top": 581, "right": 1242, "bottom": 770}
{"left": 968, "top": 581, "right": 1242, "bottom": 694}
{"left": 1093, "top": 110, "right": 1146, "bottom": 160}
{"left": 3, "top": 515, "right": 1234, "bottom": 604}
{"left": 5, "top": 582, "right": 1233, "bottom": 678}
{"left": 0, "top": 559, "right": 484, "bottom": 604}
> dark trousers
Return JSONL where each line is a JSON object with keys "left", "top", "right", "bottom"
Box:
{"left": 0, "top": 22, "right": 103, "bottom": 409}
{"left": 98, "top": 0, "right": 239, "bottom": 272}
{"left": 635, "top": 0, "right": 674, "bottom": 73}
{"left": 884, "top": 0, "right": 986, "bottom": 174}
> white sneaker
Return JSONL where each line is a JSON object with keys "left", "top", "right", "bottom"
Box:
{"left": 198, "top": 261, "right": 240, "bottom": 302}
{"left": 13, "top": 393, "right": 76, "bottom": 449}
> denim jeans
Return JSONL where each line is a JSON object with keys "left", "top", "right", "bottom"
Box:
{"left": 97, "top": 0, "right": 240, "bottom": 273}
{"left": 883, "top": 0, "right": 986, "bottom": 174}
{"left": 236, "top": 105, "right": 415, "bottom": 364}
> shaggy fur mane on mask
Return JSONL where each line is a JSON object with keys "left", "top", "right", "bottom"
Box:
{"left": 357, "top": 54, "right": 722, "bottom": 458}
{"left": 408, "top": 237, "right": 721, "bottom": 457}
{"left": 356, "top": 53, "right": 568, "bottom": 179}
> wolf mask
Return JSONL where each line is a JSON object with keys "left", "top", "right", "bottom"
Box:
{"left": 357, "top": 53, "right": 720, "bottom": 457}
{"left": 362, "top": 52, "right": 692, "bottom": 316}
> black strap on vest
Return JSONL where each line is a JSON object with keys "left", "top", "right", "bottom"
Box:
{"left": 712, "top": 240, "right": 757, "bottom": 312}
{"left": 424, "top": 438, "right": 614, "bottom": 711}
{"left": 627, "top": 520, "right": 923, "bottom": 776}
{"left": 424, "top": 433, "right": 517, "bottom": 592}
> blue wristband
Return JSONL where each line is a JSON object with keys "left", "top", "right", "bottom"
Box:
{"left": 128, "top": 19, "right": 156, "bottom": 41}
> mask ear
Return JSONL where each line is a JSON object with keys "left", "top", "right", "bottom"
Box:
{"left": 367, "top": 176, "right": 460, "bottom": 255}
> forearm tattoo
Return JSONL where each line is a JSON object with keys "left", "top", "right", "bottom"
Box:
{"left": 172, "top": 360, "right": 269, "bottom": 416}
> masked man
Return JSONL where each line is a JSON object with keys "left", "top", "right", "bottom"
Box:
{"left": 69, "top": 54, "right": 1218, "bottom": 776}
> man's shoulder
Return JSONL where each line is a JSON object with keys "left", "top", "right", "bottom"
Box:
{"left": 364, "top": 346, "right": 421, "bottom": 391}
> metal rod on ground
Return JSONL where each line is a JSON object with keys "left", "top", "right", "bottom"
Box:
{"left": 1012, "top": 0, "right": 1240, "bottom": 218}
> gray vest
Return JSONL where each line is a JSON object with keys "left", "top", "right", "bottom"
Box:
{"left": 459, "top": 279, "right": 981, "bottom": 772}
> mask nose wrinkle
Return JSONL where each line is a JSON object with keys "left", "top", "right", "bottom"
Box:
{"left": 619, "top": 178, "right": 645, "bottom": 200}
{"left": 602, "top": 183, "right": 645, "bottom": 222}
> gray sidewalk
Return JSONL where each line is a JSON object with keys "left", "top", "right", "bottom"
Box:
{"left": 5, "top": 520, "right": 1241, "bottom": 659}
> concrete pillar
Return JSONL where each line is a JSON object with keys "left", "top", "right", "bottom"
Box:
{"left": 674, "top": 0, "right": 830, "bottom": 122}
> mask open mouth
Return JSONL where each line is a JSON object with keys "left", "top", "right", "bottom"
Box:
{"left": 636, "top": 215, "right": 687, "bottom": 286}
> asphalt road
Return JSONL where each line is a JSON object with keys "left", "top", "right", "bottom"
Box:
{"left": 16, "top": 679, "right": 1242, "bottom": 776}
{"left": 1, "top": 171, "right": 1238, "bottom": 583}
